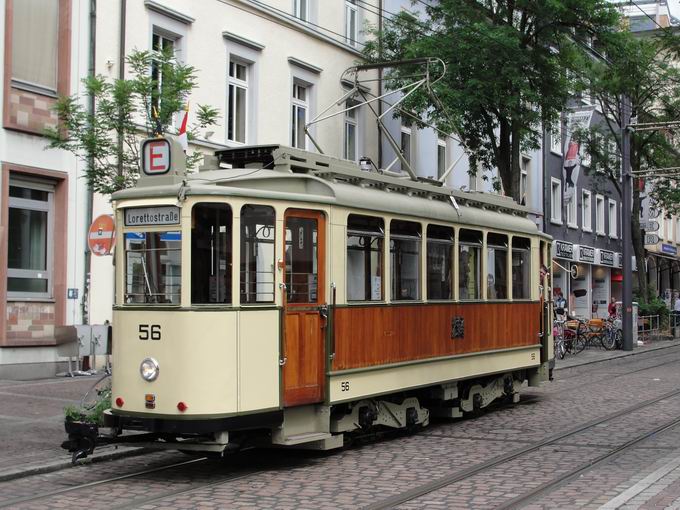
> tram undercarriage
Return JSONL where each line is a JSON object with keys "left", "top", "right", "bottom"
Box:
{"left": 63, "top": 369, "right": 539, "bottom": 461}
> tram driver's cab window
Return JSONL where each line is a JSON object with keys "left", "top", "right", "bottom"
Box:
{"left": 427, "top": 225, "right": 454, "bottom": 300}
{"left": 487, "top": 233, "right": 508, "bottom": 300}
{"left": 458, "top": 229, "right": 481, "bottom": 300}
{"left": 347, "top": 215, "right": 384, "bottom": 301}
{"left": 512, "top": 237, "right": 531, "bottom": 299}
{"left": 390, "top": 220, "right": 421, "bottom": 301}
{"left": 192, "top": 203, "right": 232, "bottom": 304}
{"left": 125, "top": 231, "right": 181, "bottom": 304}
{"left": 240, "top": 205, "right": 275, "bottom": 304}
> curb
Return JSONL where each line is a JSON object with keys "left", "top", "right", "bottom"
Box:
{"left": 555, "top": 341, "right": 680, "bottom": 371}
{"left": 0, "top": 446, "right": 149, "bottom": 483}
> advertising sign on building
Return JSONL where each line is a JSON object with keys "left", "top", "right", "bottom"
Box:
{"left": 563, "top": 109, "right": 594, "bottom": 203}
{"left": 598, "top": 249, "right": 615, "bottom": 267}
{"left": 554, "top": 240, "right": 575, "bottom": 260}
{"left": 662, "top": 243, "right": 678, "bottom": 256}
{"left": 577, "top": 245, "right": 596, "bottom": 264}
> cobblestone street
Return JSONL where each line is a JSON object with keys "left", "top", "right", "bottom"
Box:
{"left": 2, "top": 342, "right": 680, "bottom": 509}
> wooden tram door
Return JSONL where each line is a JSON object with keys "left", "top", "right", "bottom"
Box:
{"left": 282, "top": 210, "right": 326, "bottom": 407}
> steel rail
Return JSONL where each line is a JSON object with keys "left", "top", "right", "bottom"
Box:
{"left": 364, "top": 387, "right": 680, "bottom": 510}
{"left": 0, "top": 457, "right": 208, "bottom": 508}
{"left": 494, "top": 415, "right": 680, "bottom": 510}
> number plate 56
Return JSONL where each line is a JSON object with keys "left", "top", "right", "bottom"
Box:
{"left": 139, "top": 324, "right": 161, "bottom": 341}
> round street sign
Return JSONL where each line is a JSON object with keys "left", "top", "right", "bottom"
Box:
{"left": 88, "top": 215, "right": 116, "bottom": 256}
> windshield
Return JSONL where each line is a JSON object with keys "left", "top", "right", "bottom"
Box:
{"left": 125, "top": 231, "right": 181, "bottom": 304}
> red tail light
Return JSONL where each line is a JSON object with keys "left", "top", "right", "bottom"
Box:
{"left": 177, "top": 401, "right": 188, "bottom": 412}
{"left": 115, "top": 397, "right": 124, "bottom": 407}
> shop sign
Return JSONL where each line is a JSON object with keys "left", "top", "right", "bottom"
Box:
{"left": 554, "top": 240, "right": 575, "bottom": 260}
{"left": 662, "top": 243, "right": 678, "bottom": 256}
{"left": 577, "top": 245, "right": 595, "bottom": 264}
{"left": 598, "top": 249, "right": 615, "bottom": 267}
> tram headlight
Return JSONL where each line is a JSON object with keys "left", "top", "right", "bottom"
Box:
{"left": 140, "top": 357, "right": 159, "bottom": 382}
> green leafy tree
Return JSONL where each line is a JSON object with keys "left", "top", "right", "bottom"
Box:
{"left": 45, "top": 48, "right": 219, "bottom": 195}
{"left": 363, "top": 0, "right": 619, "bottom": 201}
{"left": 575, "top": 30, "right": 680, "bottom": 298}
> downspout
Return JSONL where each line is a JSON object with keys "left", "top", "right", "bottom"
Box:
{"left": 117, "top": 0, "right": 126, "bottom": 177}
{"left": 377, "top": 0, "right": 383, "bottom": 168}
{"left": 82, "top": 0, "right": 96, "bottom": 325}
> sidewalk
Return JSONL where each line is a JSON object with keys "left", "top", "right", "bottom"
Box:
{"left": 555, "top": 335, "right": 680, "bottom": 370}
{"left": 0, "top": 375, "right": 142, "bottom": 482}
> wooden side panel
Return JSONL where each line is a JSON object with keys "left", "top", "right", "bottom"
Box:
{"left": 283, "top": 311, "right": 325, "bottom": 406}
{"left": 333, "top": 303, "right": 540, "bottom": 370}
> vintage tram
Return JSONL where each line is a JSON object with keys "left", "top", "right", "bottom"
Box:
{"left": 89, "top": 137, "right": 553, "bottom": 455}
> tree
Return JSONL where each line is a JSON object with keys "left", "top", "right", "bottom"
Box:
{"left": 575, "top": 30, "right": 680, "bottom": 299}
{"left": 45, "top": 48, "right": 219, "bottom": 195}
{"left": 363, "top": 0, "right": 619, "bottom": 201}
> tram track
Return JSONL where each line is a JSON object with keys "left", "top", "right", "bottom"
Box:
{"left": 0, "top": 456, "right": 210, "bottom": 508}
{"left": 365, "top": 386, "right": 680, "bottom": 510}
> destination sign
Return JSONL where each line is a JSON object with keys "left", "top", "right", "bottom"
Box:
{"left": 124, "top": 206, "right": 181, "bottom": 226}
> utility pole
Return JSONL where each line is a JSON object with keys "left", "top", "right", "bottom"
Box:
{"left": 621, "top": 95, "right": 634, "bottom": 351}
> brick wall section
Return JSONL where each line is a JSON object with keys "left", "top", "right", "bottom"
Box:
{"left": 6, "top": 302, "right": 56, "bottom": 345}
{"left": 7, "top": 89, "right": 58, "bottom": 132}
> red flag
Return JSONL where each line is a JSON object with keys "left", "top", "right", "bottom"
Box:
{"left": 178, "top": 103, "right": 189, "bottom": 151}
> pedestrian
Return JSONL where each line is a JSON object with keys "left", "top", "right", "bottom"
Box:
{"left": 555, "top": 291, "right": 566, "bottom": 310}
{"left": 608, "top": 297, "right": 617, "bottom": 318}
{"left": 673, "top": 293, "right": 680, "bottom": 328}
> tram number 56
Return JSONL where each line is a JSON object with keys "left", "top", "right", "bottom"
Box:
{"left": 139, "top": 324, "right": 161, "bottom": 341}
{"left": 340, "top": 381, "right": 350, "bottom": 392}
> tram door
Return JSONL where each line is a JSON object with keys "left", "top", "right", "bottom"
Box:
{"left": 282, "top": 210, "right": 326, "bottom": 407}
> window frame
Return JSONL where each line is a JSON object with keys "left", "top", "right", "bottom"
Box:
{"left": 437, "top": 139, "right": 447, "bottom": 179}
{"left": 291, "top": 82, "right": 308, "bottom": 149}
{"left": 582, "top": 189, "right": 592, "bottom": 232}
{"left": 7, "top": 178, "right": 55, "bottom": 299}
{"left": 458, "top": 229, "right": 482, "bottom": 301}
{"left": 595, "top": 194, "right": 605, "bottom": 235}
{"left": 608, "top": 199, "right": 617, "bottom": 239}
{"left": 486, "top": 233, "right": 509, "bottom": 301}
{"left": 400, "top": 125, "right": 412, "bottom": 169}
{"left": 294, "top": 0, "right": 309, "bottom": 21}
{"left": 566, "top": 191, "right": 578, "bottom": 228}
{"left": 550, "top": 117, "right": 562, "bottom": 155}
{"left": 390, "top": 219, "right": 422, "bottom": 301}
{"left": 343, "top": 100, "right": 358, "bottom": 162}
{"left": 550, "top": 177, "right": 562, "bottom": 225}
{"left": 345, "top": 0, "right": 358, "bottom": 47}
{"left": 227, "top": 59, "right": 249, "bottom": 144}
{"left": 240, "top": 204, "right": 276, "bottom": 305}
{"left": 511, "top": 237, "right": 532, "bottom": 301}
{"left": 346, "top": 214, "right": 384, "bottom": 302}
{"left": 520, "top": 156, "right": 530, "bottom": 205}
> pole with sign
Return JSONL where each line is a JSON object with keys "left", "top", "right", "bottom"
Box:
{"left": 88, "top": 215, "right": 116, "bottom": 256}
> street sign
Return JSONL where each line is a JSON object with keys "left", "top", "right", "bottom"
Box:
{"left": 644, "top": 233, "right": 660, "bottom": 245}
{"left": 640, "top": 220, "right": 660, "bottom": 231}
{"left": 88, "top": 214, "right": 115, "bottom": 256}
{"left": 141, "top": 138, "right": 171, "bottom": 175}
{"left": 570, "top": 265, "right": 580, "bottom": 279}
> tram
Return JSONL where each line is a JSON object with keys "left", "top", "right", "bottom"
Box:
{"left": 71, "top": 136, "right": 553, "bottom": 456}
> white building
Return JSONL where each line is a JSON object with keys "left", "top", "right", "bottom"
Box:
{"left": 0, "top": 0, "right": 91, "bottom": 378}
{"left": 89, "top": 0, "right": 381, "bottom": 324}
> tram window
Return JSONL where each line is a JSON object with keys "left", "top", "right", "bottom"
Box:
{"left": 192, "top": 203, "right": 232, "bottom": 304}
{"left": 240, "top": 205, "right": 275, "bottom": 304}
{"left": 512, "top": 237, "right": 531, "bottom": 299}
{"left": 427, "top": 225, "right": 454, "bottom": 300}
{"left": 390, "top": 220, "right": 421, "bottom": 301}
{"left": 487, "top": 233, "right": 508, "bottom": 300}
{"left": 347, "top": 215, "right": 384, "bottom": 301}
{"left": 125, "top": 231, "right": 181, "bottom": 304}
{"left": 458, "top": 229, "right": 481, "bottom": 300}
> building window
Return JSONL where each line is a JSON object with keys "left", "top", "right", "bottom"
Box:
{"left": 151, "top": 30, "right": 178, "bottom": 112}
{"left": 608, "top": 200, "right": 617, "bottom": 239}
{"left": 520, "top": 157, "right": 530, "bottom": 205}
{"left": 390, "top": 220, "right": 421, "bottom": 300}
{"left": 191, "top": 203, "right": 232, "bottom": 304}
{"left": 294, "top": 0, "right": 309, "bottom": 21}
{"left": 582, "top": 189, "right": 592, "bottom": 232}
{"left": 344, "top": 100, "right": 358, "bottom": 161}
{"left": 596, "top": 195, "right": 605, "bottom": 234}
{"left": 227, "top": 60, "right": 248, "bottom": 143}
{"left": 566, "top": 193, "right": 577, "bottom": 228}
{"left": 345, "top": 0, "right": 358, "bottom": 47}
{"left": 400, "top": 125, "right": 412, "bottom": 169}
{"left": 659, "top": 214, "right": 665, "bottom": 240}
{"left": 7, "top": 179, "right": 55, "bottom": 298}
{"left": 550, "top": 117, "right": 562, "bottom": 154}
{"left": 291, "top": 83, "right": 308, "bottom": 149}
{"left": 487, "top": 233, "right": 508, "bottom": 300}
{"left": 459, "top": 229, "right": 481, "bottom": 300}
{"left": 550, "top": 178, "right": 562, "bottom": 224}
{"left": 240, "top": 205, "right": 275, "bottom": 304}
{"left": 11, "top": 0, "right": 59, "bottom": 94}
{"left": 676, "top": 218, "right": 680, "bottom": 244}
{"left": 347, "top": 215, "right": 384, "bottom": 301}
{"left": 427, "top": 225, "right": 454, "bottom": 300}
{"left": 512, "top": 237, "right": 531, "bottom": 300}
{"left": 437, "top": 139, "right": 447, "bottom": 179}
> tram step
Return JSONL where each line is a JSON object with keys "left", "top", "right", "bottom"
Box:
{"left": 272, "top": 431, "right": 334, "bottom": 446}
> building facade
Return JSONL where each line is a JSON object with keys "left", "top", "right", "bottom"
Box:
{"left": 0, "top": 0, "right": 91, "bottom": 378}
